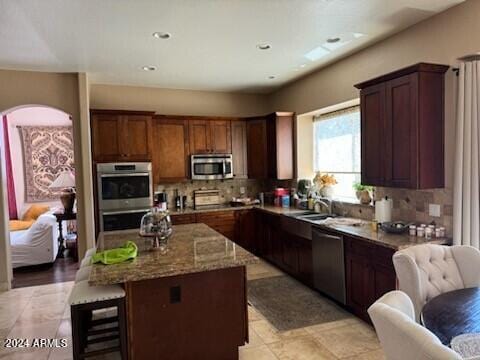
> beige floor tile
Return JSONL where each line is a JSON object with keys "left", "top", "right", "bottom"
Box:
{"left": 248, "top": 305, "right": 264, "bottom": 321}
{"left": 33, "top": 282, "right": 74, "bottom": 298}
{"left": 241, "top": 325, "right": 265, "bottom": 349}
{"left": 251, "top": 320, "right": 308, "bottom": 344}
{"left": 312, "top": 322, "right": 381, "bottom": 359}
{"left": 0, "top": 287, "right": 35, "bottom": 303}
{"left": 343, "top": 349, "right": 386, "bottom": 360}
{"left": 247, "top": 262, "right": 284, "bottom": 280}
{"left": 268, "top": 336, "right": 337, "bottom": 360}
{"left": 304, "top": 317, "right": 361, "bottom": 335}
{"left": 55, "top": 319, "right": 72, "bottom": 339}
{"left": 48, "top": 346, "right": 73, "bottom": 360}
{"left": 240, "top": 344, "right": 278, "bottom": 360}
{"left": 29, "top": 293, "right": 68, "bottom": 309}
{"left": 6, "top": 319, "right": 60, "bottom": 342}
{"left": 16, "top": 305, "right": 66, "bottom": 325}
{"left": 62, "top": 306, "right": 70, "bottom": 320}
{"left": 0, "top": 347, "right": 50, "bottom": 360}
{"left": 0, "top": 328, "right": 10, "bottom": 339}
{"left": 0, "top": 310, "right": 25, "bottom": 330}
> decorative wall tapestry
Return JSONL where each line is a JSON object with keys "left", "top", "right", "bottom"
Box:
{"left": 19, "top": 126, "right": 74, "bottom": 202}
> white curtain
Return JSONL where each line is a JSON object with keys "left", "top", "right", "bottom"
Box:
{"left": 453, "top": 61, "right": 480, "bottom": 248}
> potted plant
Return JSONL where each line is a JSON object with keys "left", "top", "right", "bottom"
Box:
{"left": 353, "top": 183, "right": 373, "bottom": 204}
{"left": 313, "top": 172, "right": 337, "bottom": 199}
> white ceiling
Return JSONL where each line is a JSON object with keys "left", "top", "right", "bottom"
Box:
{"left": 0, "top": 0, "right": 464, "bottom": 93}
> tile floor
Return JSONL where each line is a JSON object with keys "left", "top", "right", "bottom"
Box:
{"left": 0, "top": 261, "right": 385, "bottom": 359}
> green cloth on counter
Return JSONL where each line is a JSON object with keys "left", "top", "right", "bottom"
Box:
{"left": 92, "top": 241, "right": 138, "bottom": 265}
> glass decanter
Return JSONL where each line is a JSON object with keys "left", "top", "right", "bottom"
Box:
{"left": 139, "top": 207, "right": 173, "bottom": 252}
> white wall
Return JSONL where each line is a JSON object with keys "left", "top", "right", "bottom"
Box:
{"left": 6, "top": 106, "right": 72, "bottom": 218}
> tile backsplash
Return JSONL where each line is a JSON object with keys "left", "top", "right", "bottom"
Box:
{"left": 155, "top": 179, "right": 266, "bottom": 209}
{"left": 375, "top": 187, "right": 453, "bottom": 235}
{"left": 157, "top": 179, "right": 453, "bottom": 236}
{"left": 335, "top": 187, "right": 453, "bottom": 236}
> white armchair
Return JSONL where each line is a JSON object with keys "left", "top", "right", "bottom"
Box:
{"left": 368, "top": 290, "right": 462, "bottom": 360}
{"left": 392, "top": 244, "right": 480, "bottom": 321}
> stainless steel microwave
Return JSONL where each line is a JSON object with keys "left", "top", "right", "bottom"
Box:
{"left": 191, "top": 154, "right": 233, "bottom": 180}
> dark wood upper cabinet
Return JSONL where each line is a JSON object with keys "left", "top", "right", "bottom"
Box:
{"left": 91, "top": 110, "right": 154, "bottom": 162}
{"left": 188, "top": 119, "right": 231, "bottom": 154}
{"left": 152, "top": 117, "right": 190, "bottom": 184}
{"left": 246, "top": 118, "right": 268, "bottom": 179}
{"left": 360, "top": 83, "right": 386, "bottom": 186}
{"left": 210, "top": 120, "right": 232, "bottom": 153}
{"left": 123, "top": 114, "right": 153, "bottom": 160}
{"left": 355, "top": 63, "right": 449, "bottom": 189}
{"left": 247, "top": 112, "right": 295, "bottom": 180}
{"left": 231, "top": 120, "right": 248, "bottom": 179}
{"left": 189, "top": 120, "right": 211, "bottom": 154}
{"left": 91, "top": 113, "right": 122, "bottom": 161}
{"left": 268, "top": 113, "right": 295, "bottom": 180}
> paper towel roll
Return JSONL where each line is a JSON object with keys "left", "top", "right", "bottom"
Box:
{"left": 375, "top": 197, "right": 392, "bottom": 223}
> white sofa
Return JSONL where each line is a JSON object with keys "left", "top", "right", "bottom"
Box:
{"left": 9, "top": 213, "right": 60, "bottom": 268}
{"left": 393, "top": 243, "right": 480, "bottom": 321}
{"left": 368, "top": 290, "right": 461, "bottom": 360}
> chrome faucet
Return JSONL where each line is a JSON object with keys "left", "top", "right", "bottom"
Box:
{"left": 314, "top": 197, "right": 333, "bottom": 215}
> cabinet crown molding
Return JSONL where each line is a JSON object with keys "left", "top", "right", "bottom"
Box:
{"left": 354, "top": 62, "right": 449, "bottom": 89}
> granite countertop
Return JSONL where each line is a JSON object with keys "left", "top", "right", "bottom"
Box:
{"left": 312, "top": 221, "right": 450, "bottom": 250}
{"left": 255, "top": 205, "right": 451, "bottom": 250}
{"left": 89, "top": 223, "right": 259, "bottom": 286}
{"left": 161, "top": 203, "right": 450, "bottom": 250}
{"left": 169, "top": 204, "right": 254, "bottom": 215}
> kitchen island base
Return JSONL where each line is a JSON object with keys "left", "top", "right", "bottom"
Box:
{"left": 125, "top": 266, "right": 248, "bottom": 360}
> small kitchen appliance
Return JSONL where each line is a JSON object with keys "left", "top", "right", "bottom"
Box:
{"left": 193, "top": 189, "right": 221, "bottom": 209}
{"left": 191, "top": 154, "right": 233, "bottom": 180}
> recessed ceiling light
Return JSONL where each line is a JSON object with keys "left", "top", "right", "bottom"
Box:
{"left": 300, "top": 64, "right": 306, "bottom": 68}
{"left": 257, "top": 43, "right": 271, "bottom": 50}
{"left": 142, "top": 66, "right": 157, "bottom": 71}
{"left": 153, "top": 32, "right": 171, "bottom": 39}
{"left": 327, "top": 37, "right": 341, "bottom": 43}
{"left": 268, "top": 75, "right": 276, "bottom": 79}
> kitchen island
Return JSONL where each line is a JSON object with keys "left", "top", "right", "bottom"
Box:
{"left": 90, "top": 223, "right": 258, "bottom": 360}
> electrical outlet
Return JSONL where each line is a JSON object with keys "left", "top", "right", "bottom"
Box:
{"left": 429, "top": 204, "right": 441, "bottom": 217}
{"left": 240, "top": 187, "right": 246, "bottom": 195}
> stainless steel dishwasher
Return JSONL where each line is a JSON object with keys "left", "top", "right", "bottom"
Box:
{"left": 312, "top": 227, "right": 346, "bottom": 305}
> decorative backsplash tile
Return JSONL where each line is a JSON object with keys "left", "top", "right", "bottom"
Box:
{"left": 333, "top": 187, "right": 453, "bottom": 236}
{"left": 155, "top": 179, "right": 266, "bottom": 209}
{"left": 157, "top": 179, "right": 453, "bottom": 236}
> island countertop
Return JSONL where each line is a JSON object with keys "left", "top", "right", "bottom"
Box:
{"left": 89, "top": 223, "right": 259, "bottom": 286}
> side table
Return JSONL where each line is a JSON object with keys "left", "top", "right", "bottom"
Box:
{"left": 54, "top": 212, "right": 77, "bottom": 259}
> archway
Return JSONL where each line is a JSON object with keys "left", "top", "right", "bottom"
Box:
{"left": 0, "top": 104, "right": 77, "bottom": 289}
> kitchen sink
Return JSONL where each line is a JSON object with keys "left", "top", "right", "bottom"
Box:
{"left": 287, "top": 211, "right": 317, "bottom": 218}
{"left": 297, "top": 213, "right": 337, "bottom": 221}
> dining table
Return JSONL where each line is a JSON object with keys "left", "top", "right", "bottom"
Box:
{"left": 421, "top": 287, "right": 480, "bottom": 346}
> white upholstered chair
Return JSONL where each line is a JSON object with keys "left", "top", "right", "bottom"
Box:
{"left": 368, "top": 290, "right": 462, "bottom": 360}
{"left": 393, "top": 244, "right": 480, "bottom": 321}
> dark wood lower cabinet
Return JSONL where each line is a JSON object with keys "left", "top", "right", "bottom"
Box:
{"left": 234, "top": 209, "right": 256, "bottom": 251}
{"left": 296, "top": 237, "right": 313, "bottom": 286}
{"left": 170, "top": 213, "right": 196, "bottom": 225}
{"left": 345, "top": 236, "right": 397, "bottom": 322}
{"left": 125, "top": 267, "right": 247, "bottom": 360}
